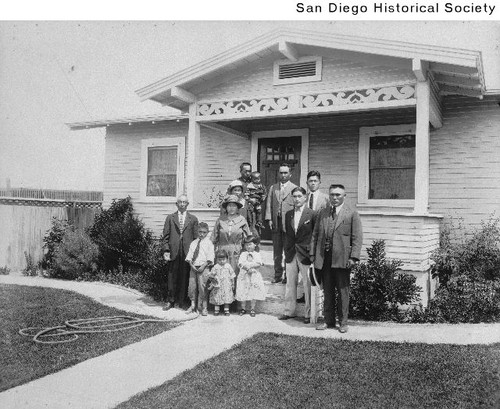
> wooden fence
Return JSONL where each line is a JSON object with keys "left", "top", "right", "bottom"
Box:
{"left": 0, "top": 190, "right": 102, "bottom": 272}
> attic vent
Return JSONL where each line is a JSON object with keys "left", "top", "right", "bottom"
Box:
{"left": 274, "top": 56, "right": 322, "bottom": 85}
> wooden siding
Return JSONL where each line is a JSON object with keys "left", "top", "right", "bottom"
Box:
{"left": 195, "top": 127, "right": 251, "bottom": 208}
{"left": 197, "top": 55, "right": 414, "bottom": 102}
{"left": 0, "top": 203, "right": 99, "bottom": 271}
{"left": 429, "top": 96, "right": 500, "bottom": 227}
{"left": 104, "top": 121, "right": 189, "bottom": 233}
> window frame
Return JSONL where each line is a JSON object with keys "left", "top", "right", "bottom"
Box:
{"left": 273, "top": 56, "right": 322, "bottom": 86}
{"left": 140, "top": 137, "right": 185, "bottom": 203}
{"left": 358, "top": 124, "right": 416, "bottom": 208}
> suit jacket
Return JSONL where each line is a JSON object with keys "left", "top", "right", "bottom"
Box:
{"left": 162, "top": 211, "right": 199, "bottom": 260}
{"left": 284, "top": 206, "right": 316, "bottom": 265}
{"left": 310, "top": 204, "right": 363, "bottom": 270}
{"left": 307, "top": 190, "right": 329, "bottom": 212}
{"left": 265, "top": 181, "right": 297, "bottom": 232}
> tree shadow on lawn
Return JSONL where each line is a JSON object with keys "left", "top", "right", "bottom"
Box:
{"left": 116, "top": 332, "right": 500, "bottom": 409}
{"left": 0, "top": 284, "right": 177, "bottom": 392}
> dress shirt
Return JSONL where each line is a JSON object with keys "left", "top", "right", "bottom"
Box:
{"left": 178, "top": 210, "right": 186, "bottom": 231}
{"left": 185, "top": 237, "right": 215, "bottom": 267}
{"left": 294, "top": 205, "right": 305, "bottom": 232}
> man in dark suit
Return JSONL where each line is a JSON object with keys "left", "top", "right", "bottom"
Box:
{"left": 162, "top": 194, "right": 199, "bottom": 310}
{"left": 306, "top": 170, "right": 329, "bottom": 212}
{"left": 278, "top": 187, "right": 316, "bottom": 323}
{"left": 310, "top": 184, "right": 363, "bottom": 333}
{"left": 264, "top": 163, "right": 297, "bottom": 284}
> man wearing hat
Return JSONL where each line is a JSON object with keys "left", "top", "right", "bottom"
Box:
{"left": 162, "top": 195, "right": 199, "bottom": 310}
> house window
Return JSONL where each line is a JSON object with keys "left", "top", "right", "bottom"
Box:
{"left": 273, "top": 56, "right": 322, "bottom": 86}
{"left": 358, "top": 124, "right": 416, "bottom": 207}
{"left": 140, "top": 137, "right": 185, "bottom": 202}
{"left": 369, "top": 135, "right": 415, "bottom": 200}
{"left": 147, "top": 147, "right": 177, "bottom": 196}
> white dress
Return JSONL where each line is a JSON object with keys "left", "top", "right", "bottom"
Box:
{"left": 235, "top": 251, "right": 267, "bottom": 301}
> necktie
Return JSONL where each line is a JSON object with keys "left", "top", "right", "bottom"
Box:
{"left": 179, "top": 213, "right": 185, "bottom": 231}
{"left": 192, "top": 239, "right": 201, "bottom": 264}
{"left": 331, "top": 206, "right": 336, "bottom": 218}
{"left": 308, "top": 193, "right": 314, "bottom": 209}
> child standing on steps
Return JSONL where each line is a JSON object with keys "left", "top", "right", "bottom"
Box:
{"left": 185, "top": 222, "right": 214, "bottom": 316}
{"left": 208, "top": 250, "right": 235, "bottom": 316}
{"left": 236, "top": 236, "right": 267, "bottom": 317}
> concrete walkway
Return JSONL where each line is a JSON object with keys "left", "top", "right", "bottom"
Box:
{"left": 1, "top": 275, "right": 499, "bottom": 409}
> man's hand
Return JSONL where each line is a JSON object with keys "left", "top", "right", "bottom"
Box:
{"left": 347, "top": 258, "right": 357, "bottom": 269}
{"left": 267, "top": 220, "right": 273, "bottom": 230}
{"left": 309, "top": 255, "right": 315, "bottom": 264}
{"left": 163, "top": 252, "right": 171, "bottom": 262}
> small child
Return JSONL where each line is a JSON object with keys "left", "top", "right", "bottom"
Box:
{"left": 236, "top": 236, "right": 267, "bottom": 317}
{"left": 185, "top": 222, "right": 215, "bottom": 316}
{"left": 208, "top": 250, "right": 236, "bottom": 316}
{"left": 246, "top": 171, "right": 267, "bottom": 229}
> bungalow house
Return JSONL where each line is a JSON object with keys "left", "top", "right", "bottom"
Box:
{"left": 69, "top": 28, "right": 500, "bottom": 305}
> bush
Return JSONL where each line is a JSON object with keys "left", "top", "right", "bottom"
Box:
{"left": 406, "top": 275, "right": 500, "bottom": 323}
{"left": 431, "top": 217, "right": 500, "bottom": 285}
{"left": 87, "top": 197, "right": 155, "bottom": 273}
{"left": 50, "top": 230, "right": 99, "bottom": 280}
{"left": 350, "top": 240, "right": 421, "bottom": 321}
{"left": 41, "top": 218, "right": 73, "bottom": 270}
{"left": 22, "top": 252, "right": 40, "bottom": 276}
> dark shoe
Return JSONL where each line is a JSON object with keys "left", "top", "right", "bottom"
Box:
{"left": 282, "top": 278, "right": 287, "bottom": 284}
{"left": 297, "top": 295, "right": 305, "bottom": 303}
{"left": 239, "top": 309, "right": 246, "bottom": 316}
{"left": 162, "top": 302, "right": 173, "bottom": 311}
{"left": 224, "top": 310, "right": 230, "bottom": 316}
{"left": 214, "top": 310, "right": 220, "bottom": 316}
{"left": 339, "top": 325, "right": 348, "bottom": 333}
{"left": 316, "top": 323, "right": 335, "bottom": 330}
{"left": 278, "top": 314, "right": 295, "bottom": 320}
{"left": 250, "top": 309, "right": 256, "bottom": 317}
{"left": 303, "top": 317, "right": 310, "bottom": 324}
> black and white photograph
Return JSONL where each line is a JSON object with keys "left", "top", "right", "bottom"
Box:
{"left": 1, "top": 9, "right": 500, "bottom": 409}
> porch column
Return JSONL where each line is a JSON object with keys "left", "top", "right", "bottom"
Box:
{"left": 186, "top": 103, "right": 200, "bottom": 204}
{"left": 414, "top": 80, "right": 430, "bottom": 214}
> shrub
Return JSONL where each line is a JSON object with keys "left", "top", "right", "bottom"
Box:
{"left": 41, "top": 218, "right": 73, "bottom": 270}
{"left": 0, "top": 266, "right": 10, "bottom": 275}
{"left": 22, "top": 252, "right": 40, "bottom": 276}
{"left": 87, "top": 197, "right": 154, "bottom": 273}
{"left": 431, "top": 216, "right": 500, "bottom": 285}
{"left": 350, "top": 240, "right": 421, "bottom": 321}
{"left": 51, "top": 230, "right": 99, "bottom": 280}
{"left": 406, "top": 275, "right": 500, "bottom": 323}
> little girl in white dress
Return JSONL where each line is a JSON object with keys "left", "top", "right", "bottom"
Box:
{"left": 236, "top": 236, "right": 267, "bottom": 317}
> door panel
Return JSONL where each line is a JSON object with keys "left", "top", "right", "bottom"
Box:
{"left": 258, "top": 136, "right": 301, "bottom": 240}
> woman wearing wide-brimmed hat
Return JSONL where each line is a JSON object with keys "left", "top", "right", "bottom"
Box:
{"left": 212, "top": 194, "right": 251, "bottom": 279}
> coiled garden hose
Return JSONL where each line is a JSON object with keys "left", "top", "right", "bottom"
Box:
{"left": 19, "top": 315, "right": 189, "bottom": 344}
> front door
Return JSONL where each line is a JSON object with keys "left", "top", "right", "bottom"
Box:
{"left": 258, "top": 136, "right": 301, "bottom": 241}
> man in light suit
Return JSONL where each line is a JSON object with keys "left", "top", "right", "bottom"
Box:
{"left": 162, "top": 195, "right": 199, "bottom": 310}
{"left": 306, "top": 170, "right": 329, "bottom": 213}
{"left": 310, "top": 184, "right": 363, "bottom": 333}
{"left": 265, "top": 163, "right": 297, "bottom": 284}
{"left": 279, "top": 187, "right": 316, "bottom": 323}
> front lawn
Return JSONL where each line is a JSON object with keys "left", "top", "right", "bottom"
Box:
{"left": 0, "top": 284, "right": 176, "bottom": 391}
{"left": 116, "top": 332, "right": 500, "bottom": 409}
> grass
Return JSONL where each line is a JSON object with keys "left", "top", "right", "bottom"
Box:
{"left": 0, "top": 284, "right": 176, "bottom": 392}
{"left": 116, "top": 332, "right": 500, "bottom": 409}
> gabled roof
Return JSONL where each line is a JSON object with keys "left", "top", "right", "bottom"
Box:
{"left": 135, "top": 28, "right": 485, "bottom": 109}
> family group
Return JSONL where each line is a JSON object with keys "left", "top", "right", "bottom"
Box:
{"left": 161, "top": 162, "right": 363, "bottom": 333}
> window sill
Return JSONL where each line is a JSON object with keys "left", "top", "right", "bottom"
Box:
{"left": 137, "top": 196, "right": 178, "bottom": 204}
{"left": 357, "top": 200, "right": 414, "bottom": 209}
